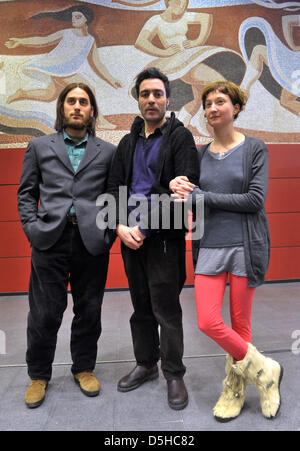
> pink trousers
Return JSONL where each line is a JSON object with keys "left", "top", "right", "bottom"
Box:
{"left": 194, "top": 273, "right": 256, "bottom": 361}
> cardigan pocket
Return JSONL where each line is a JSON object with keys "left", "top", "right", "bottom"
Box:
{"left": 246, "top": 208, "right": 270, "bottom": 280}
{"left": 249, "top": 239, "right": 269, "bottom": 278}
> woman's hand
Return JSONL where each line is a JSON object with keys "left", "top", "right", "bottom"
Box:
{"left": 169, "top": 176, "right": 195, "bottom": 200}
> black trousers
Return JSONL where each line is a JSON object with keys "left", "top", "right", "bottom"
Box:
{"left": 121, "top": 234, "right": 187, "bottom": 380}
{"left": 26, "top": 222, "right": 109, "bottom": 381}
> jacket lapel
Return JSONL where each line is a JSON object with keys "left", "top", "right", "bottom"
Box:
{"left": 126, "top": 116, "right": 145, "bottom": 182}
{"left": 50, "top": 133, "right": 102, "bottom": 174}
{"left": 76, "top": 135, "right": 102, "bottom": 174}
{"left": 50, "top": 133, "right": 74, "bottom": 174}
{"left": 155, "top": 113, "right": 174, "bottom": 182}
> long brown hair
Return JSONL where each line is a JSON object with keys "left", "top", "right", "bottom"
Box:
{"left": 54, "top": 83, "right": 98, "bottom": 135}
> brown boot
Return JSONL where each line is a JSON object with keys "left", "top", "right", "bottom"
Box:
{"left": 167, "top": 378, "right": 189, "bottom": 410}
{"left": 25, "top": 380, "right": 48, "bottom": 408}
{"left": 74, "top": 371, "right": 100, "bottom": 397}
{"left": 117, "top": 365, "right": 159, "bottom": 392}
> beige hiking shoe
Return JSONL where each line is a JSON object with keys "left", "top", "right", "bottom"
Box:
{"left": 25, "top": 380, "right": 48, "bottom": 408}
{"left": 74, "top": 371, "right": 100, "bottom": 397}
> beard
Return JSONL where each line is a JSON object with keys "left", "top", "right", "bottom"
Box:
{"left": 143, "top": 110, "right": 166, "bottom": 125}
{"left": 63, "top": 114, "right": 93, "bottom": 132}
{"left": 63, "top": 117, "right": 87, "bottom": 130}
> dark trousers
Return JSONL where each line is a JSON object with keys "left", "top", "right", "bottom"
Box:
{"left": 27, "top": 222, "right": 109, "bottom": 381}
{"left": 121, "top": 234, "right": 187, "bottom": 380}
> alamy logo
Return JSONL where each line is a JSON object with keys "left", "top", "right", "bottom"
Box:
{"left": 291, "top": 330, "right": 300, "bottom": 355}
{"left": 95, "top": 187, "right": 204, "bottom": 241}
{"left": 0, "top": 329, "right": 6, "bottom": 354}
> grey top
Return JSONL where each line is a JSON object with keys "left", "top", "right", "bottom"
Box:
{"left": 194, "top": 141, "right": 247, "bottom": 276}
{"left": 195, "top": 246, "right": 247, "bottom": 276}
{"left": 197, "top": 141, "right": 245, "bottom": 248}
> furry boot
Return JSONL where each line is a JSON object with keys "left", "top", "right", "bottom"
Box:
{"left": 213, "top": 354, "right": 247, "bottom": 422}
{"left": 232, "top": 343, "right": 283, "bottom": 419}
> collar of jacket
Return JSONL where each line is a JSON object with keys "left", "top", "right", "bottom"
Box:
{"left": 127, "top": 112, "right": 183, "bottom": 183}
{"left": 130, "top": 112, "right": 183, "bottom": 137}
{"left": 50, "top": 132, "right": 102, "bottom": 175}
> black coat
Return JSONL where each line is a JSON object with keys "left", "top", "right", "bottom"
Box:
{"left": 107, "top": 112, "right": 200, "bottom": 238}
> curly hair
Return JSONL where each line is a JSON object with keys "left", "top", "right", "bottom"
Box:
{"left": 135, "top": 67, "right": 170, "bottom": 98}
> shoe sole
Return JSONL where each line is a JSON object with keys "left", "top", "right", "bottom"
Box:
{"left": 74, "top": 377, "right": 100, "bottom": 397}
{"left": 25, "top": 383, "right": 48, "bottom": 409}
{"left": 26, "top": 397, "right": 46, "bottom": 409}
{"left": 168, "top": 397, "right": 189, "bottom": 411}
{"left": 264, "top": 364, "right": 284, "bottom": 420}
{"left": 214, "top": 408, "right": 243, "bottom": 423}
{"left": 117, "top": 370, "right": 159, "bottom": 393}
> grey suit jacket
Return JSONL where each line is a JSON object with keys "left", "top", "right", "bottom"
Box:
{"left": 17, "top": 132, "right": 116, "bottom": 256}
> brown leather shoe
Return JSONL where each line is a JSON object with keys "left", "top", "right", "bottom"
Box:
{"left": 74, "top": 371, "right": 100, "bottom": 397}
{"left": 167, "top": 379, "right": 188, "bottom": 410}
{"left": 117, "top": 365, "right": 159, "bottom": 392}
{"left": 25, "top": 380, "right": 48, "bottom": 409}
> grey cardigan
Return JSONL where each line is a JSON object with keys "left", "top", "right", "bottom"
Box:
{"left": 192, "top": 136, "right": 270, "bottom": 287}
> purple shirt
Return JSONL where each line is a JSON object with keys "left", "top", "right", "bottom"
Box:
{"left": 129, "top": 124, "right": 165, "bottom": 235}
{"left": 130, "top": 131, "right": 162, "bottom": 199}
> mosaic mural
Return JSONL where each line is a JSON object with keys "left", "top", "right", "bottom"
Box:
{"left": 0, "top": 0, "right": 299, "bottom": 145}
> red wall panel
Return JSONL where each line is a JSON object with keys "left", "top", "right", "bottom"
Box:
{"left": 266, "top": 179, "right": 300, "bottom": 213}
{"left": 0, "top": 222, "right": 30, "bottom": 257}
{"left": 268, "top": 213, "right": 300, "bottom": 247}
{"left": 0, "top": 257, "right": 31, "bottom": 293}
{"left": 106, "top": 253, "right": 127, "bottom": 289}
{"left": 0, "top": 148, "right": 24, "bottom": 185}
{"left": 266, "top": 248, "right": 300, "bottom": 281}
{"left": 268, "top": 144, "right": 300, "bottom": 179}
{"left": 0, "top": 185, "right": 19, "bottom": 221}
{"left": 0, "top": 143, "right": 299, "bottom": 293}
{"left": 185, "top": 251, "right": 194, "bottom": 285}
{"left": 110, "top": 236, "right": 121, "bottom": 254}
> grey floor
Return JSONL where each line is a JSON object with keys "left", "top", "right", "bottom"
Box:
{"left": 0, "top": 282, "right": 299, "bottom": 432}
